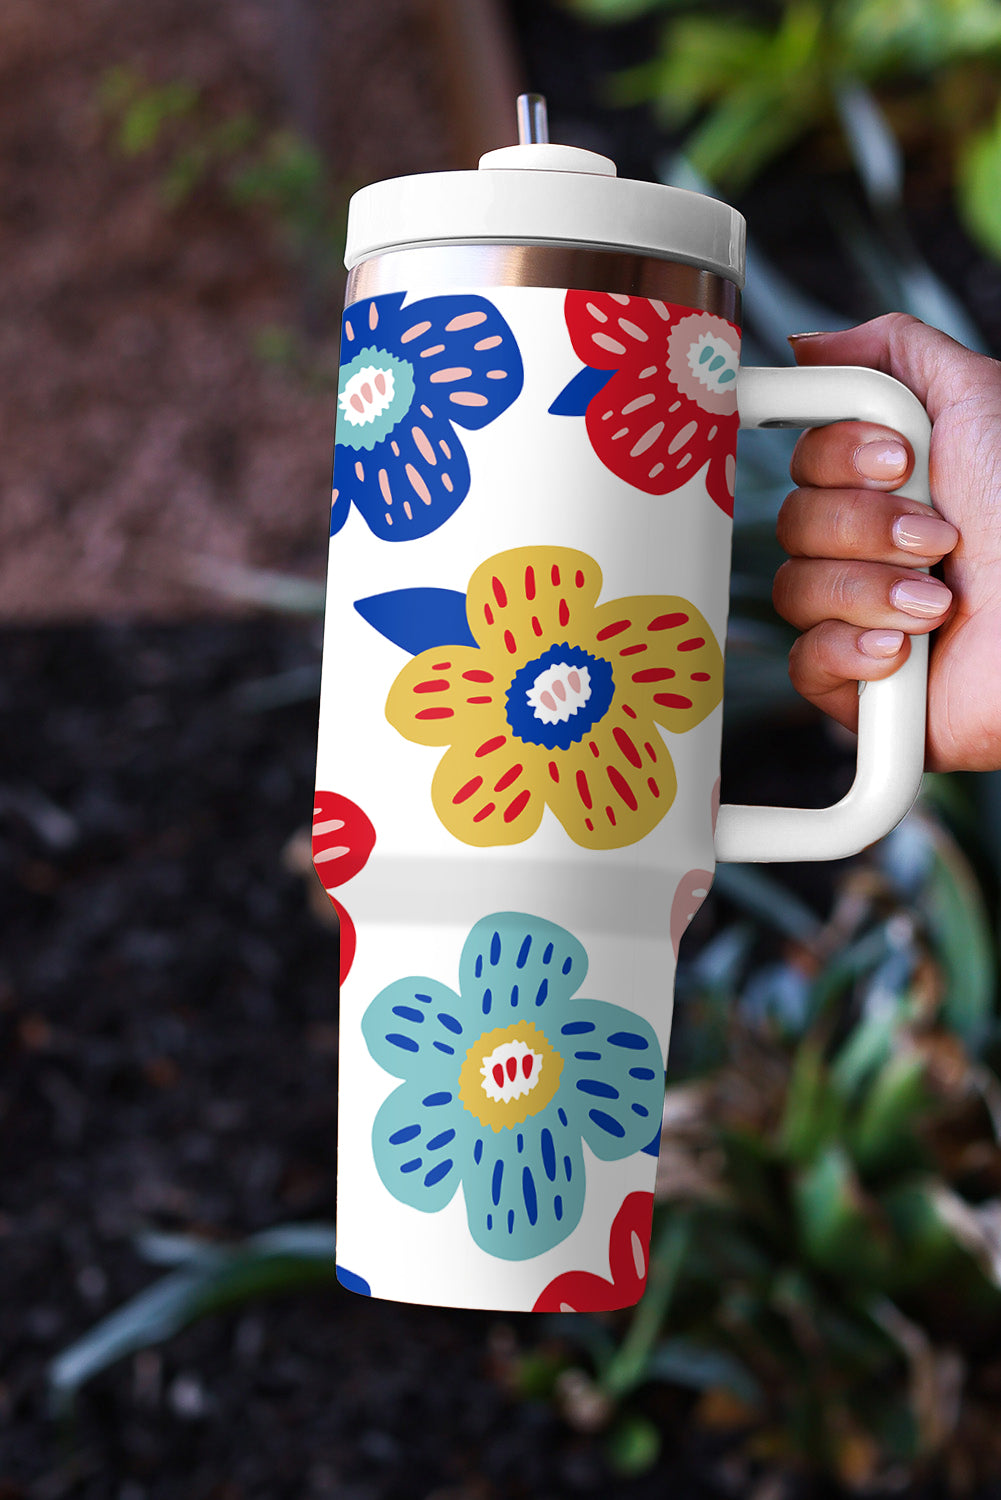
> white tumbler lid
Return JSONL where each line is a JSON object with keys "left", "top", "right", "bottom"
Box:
{"left": 344, "top": 95, "right": 746, "bottom": 288}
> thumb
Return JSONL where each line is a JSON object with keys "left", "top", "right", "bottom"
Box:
{"left": 788, "top": 312, "right": 991, "bottom": 423}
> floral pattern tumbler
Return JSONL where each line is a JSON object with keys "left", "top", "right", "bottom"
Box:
{"left": 314, "top": 98, "right": 932, "bottom": 1310}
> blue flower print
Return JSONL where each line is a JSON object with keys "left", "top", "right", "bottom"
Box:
{"left": 362, "top": 914, "right": 663, "bottom": 1262}
{"left": 331, "top": 292, "right": 523, "bottom": 541}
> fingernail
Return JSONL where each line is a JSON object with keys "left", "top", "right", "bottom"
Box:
{"left": 889, "top": 576, "right": 952, "bottom": 617}
{"left": 855, "top": 440, "right": 908, "bottom": 480}
{"left": 787, "top": 331, "right": 829, "bottom": 341}
{"left": 859, "top": 628, "right": 905, "bottom": 658}
{"left": 892, "top": 511, "right": 959, "bottom": 554}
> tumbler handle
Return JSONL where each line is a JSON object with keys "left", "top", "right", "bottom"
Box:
{"left": 714, "top": 364, "right": 932, "bottom": 864}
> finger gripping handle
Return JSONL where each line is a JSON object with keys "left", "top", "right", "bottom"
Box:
{"left": 714, "top": 364, "right": 931, "bottom": 864}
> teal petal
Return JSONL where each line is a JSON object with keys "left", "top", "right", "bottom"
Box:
{"left": 461, "top": 1105, "right": 586, "bottom": 1261}
{"left": 361, "top": 977, "right": 467, "bottom": 1080}
{"left": 457, "top": 913, "right": 587, "bottom": 1024}
{"left": 563, "top": 999, "right": 664, "bottom": 1162}
{"left": 371, "top": 1080, "right": 467, "bottom": 1213}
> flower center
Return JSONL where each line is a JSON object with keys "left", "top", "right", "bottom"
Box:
{"left": 340, "top": 365, "right": 396, "bottom": 427}
{"left": 526, "top": 661, "right": 591, "bottom": 726}
{"left": 459, "top": 1020, "right": 563, "bottom": 1132}
{"left": 505, "top": 643, "right": 615, "bottom": 751}
{"left": 686, "top": 332, "right": 738, "bottom": 396}
{"left": 666, "top": 313, "right": 740, "bottom": 417}
{"left": 481, "top": 1035, "right": 543, "bottom": 1102}
{"left": 336, "top": 345, "right": 416, "bottom": 452}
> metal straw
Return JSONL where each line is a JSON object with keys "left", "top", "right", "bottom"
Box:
{"left": 516, "top": 93, "right": 549, "bottom": 145}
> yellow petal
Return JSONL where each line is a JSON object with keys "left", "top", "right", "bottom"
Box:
{"left": 592, "top": 596, "right": 723, "bottom": 733}
{"left": 385, "top": 644, "right": 502, "bottom": 747}
{"left": 466, "top": 547, "right": 604, "bottom": 663}
{"left": 546, "top": 711, "right": 676, "bottom": 849}
{"left": 431, "top": 741, "right": 545, "bottom": 846}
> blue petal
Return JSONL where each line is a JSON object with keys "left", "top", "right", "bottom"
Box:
{"left": 462, "top": 1105, "right": 585, "bottom": 1260}
{"left": 329, "top": 483, "right": 351, "bottom": 537}
{"left": 335, "top": 1265, "right": 371, "bottom": 1296}
{"left": 333, "top": 415, "right": 471, "bottom": 543}
{"left": 354, "top": 587, "right": 477, "bottom": 655}
{"left": 396, "top": 294, "right": 524, "bottom": 432}
{"left": 458, "top": 914, "right": 588, "bottom": 1025}
{"left": 333, "top": 291, "right": 522, "bottom": 540}
{"left": 548, "top": 364, "right": 615, "bottom": 416}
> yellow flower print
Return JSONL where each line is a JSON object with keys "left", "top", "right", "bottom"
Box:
{"left": 385, "top": 547, "right": 723, "bottom": 850}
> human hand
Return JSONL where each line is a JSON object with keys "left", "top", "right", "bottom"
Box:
{"left": 773, "top": 312, "right": 1001, "bottom": 772}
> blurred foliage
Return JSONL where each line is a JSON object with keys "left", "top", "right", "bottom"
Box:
{"left": 521, "top": 93, "right": 1001, "bottom": 1487}
{"left": 49, "top": 1225, "right": 339, "bottom": 1414}
{"left": 564, "top": 0, "right": 1001, "bottom": 261}
{"left": 97, "top": 65, "right": 348, "bottom": 333}
{"left": 525, "top": 790, "right": 1001, "bottom": 1490}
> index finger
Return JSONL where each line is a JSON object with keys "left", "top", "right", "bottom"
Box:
{"left": 789, "top": 420, "right": 915, "bottom": 491}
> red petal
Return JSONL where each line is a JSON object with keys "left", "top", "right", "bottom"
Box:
{"left": 564, "top": 291, "right": 674, "bottom": 369}
{"left": 585, "top": 376, "right": 738, "bottom": 498}
{"left": 706, "top": 443, "right": 736, "bottom": 518}
{"left": 312, "top": 789, "right": 376, "bottom": 890}
{"left": 532, "top": 1192, "right": 655, "bottom": 1312}
{"left": 331, "top": 897, "right": 356, "bottom": 985}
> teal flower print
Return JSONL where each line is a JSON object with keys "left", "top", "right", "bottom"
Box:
{"left": 362, "top": 913, "right": 663, "bottom": 1261}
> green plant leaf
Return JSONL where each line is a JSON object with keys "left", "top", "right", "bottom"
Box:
{"left": 881, "top": 1182, "right": 975, "bottom": 1288}
{"left": 780, "top": 1045, "right": 846, "bottom": 1164}
{"left": 98, "top": 64, "right": 142, "bottom": 115}
{"left": 957, "top": 100, "right": 1001, "bottom": 263}
{"left": 49, "top": 1225, "right": 339, "bottom": 1410}
{"left": 600, "top": 1212, "right": 692, "bottom": 1398}
{"left": 849, "top": 1053, "right": 930, "bottom": 1175}
{"left": 830, "top": 997, "right": 902, "bottom": 1100}
{"left": 605, "top": 1413, "right": 661, "bottom": 1476}
{"left": 794, "top": 1145, "right": 893, "bottom": 1282}
{"left": 117, "top": 80, "right": 199, "bottom": 157}
{"left": 646, "top": 1337, "right": 763, "bottom": 1404}
{"left": 914, "top": 809, "right": 996, "bottom": 1045}
{"left": 713, "top": 863, "right": 821, "bottom": 944}
{"left": 564, "top": 0, "right": 667, "bottom": 20}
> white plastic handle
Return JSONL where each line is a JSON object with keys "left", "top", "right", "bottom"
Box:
{"left": 714, "top": 364, "right": 931, "bottom": 863}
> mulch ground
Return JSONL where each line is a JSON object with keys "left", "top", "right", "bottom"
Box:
{"left": 1, "top": 620, "right": 834, "bottom": 1500}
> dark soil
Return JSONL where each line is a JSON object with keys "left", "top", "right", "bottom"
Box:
{"left": 1, "top": 621, "right": 847, "bottom": 1500}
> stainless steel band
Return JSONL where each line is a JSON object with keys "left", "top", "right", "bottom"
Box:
{"left": 346, "top": 243, "right": 741, "bottom": 324}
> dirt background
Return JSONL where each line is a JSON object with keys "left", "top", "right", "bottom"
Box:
{"left": 0, "top": 0, "right": 454, "bottom": 619}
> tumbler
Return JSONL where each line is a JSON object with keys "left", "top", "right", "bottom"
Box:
{"left": 313, "top": 96, "right": 931, "bottom": 1311}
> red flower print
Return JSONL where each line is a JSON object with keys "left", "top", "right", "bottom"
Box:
{"left": 670, "top": 870, "right": 713, "bottom": 959}
{"left": 562, "top": 292, "right": 741, "bottom": 516}
{"left": 533, "top": 1191, "right": 655, "bottom": 1312}
{"left": 311, "top": 791, "right": 376, "bottom": 983}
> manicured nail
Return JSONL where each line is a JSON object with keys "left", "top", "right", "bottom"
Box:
{"left": 892, "top": 511, "right": 959, "bottom": 554}
{"left": 859, "top": 628, "right": 905, "bottom": 658}
{"left": 855, "top": 440, "right": 908, "bottom": 480}
{"left": 889, "top": 576, "right": 952, "bottom": 617}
